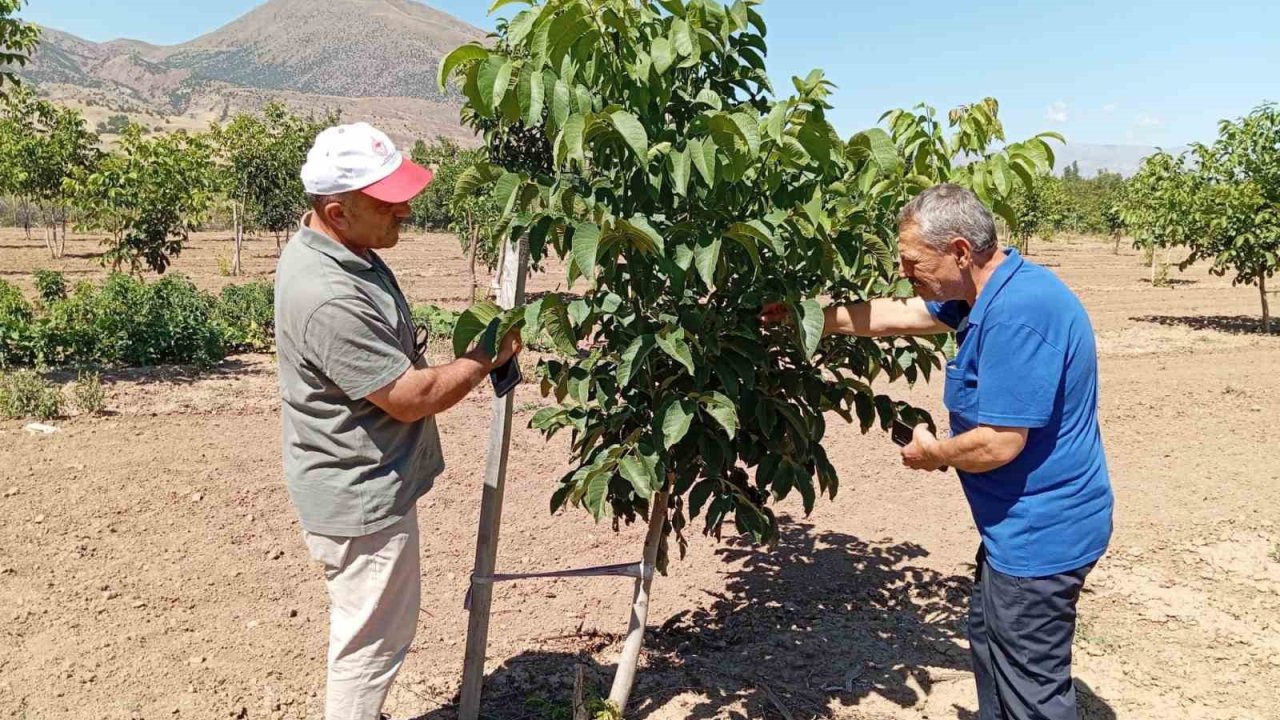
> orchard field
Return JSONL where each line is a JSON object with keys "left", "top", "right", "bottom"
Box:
{"left": 1, "top": 228, "right": 1277, "bottom": 720}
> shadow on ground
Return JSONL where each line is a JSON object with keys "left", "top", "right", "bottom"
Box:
{"left": 1133, "top": 314, "right": 1275, "bottom": 335}
{"left": 409, "top": 518, "right": 1119, "bottom": 719}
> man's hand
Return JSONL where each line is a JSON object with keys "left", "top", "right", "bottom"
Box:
{"left": 758, "top": 302, "right": 794, "bottom": 327}
{"left": 494, "top": 328, "right": 523, "bottom": 368}
{"left": 901, "top": 424, "right": 947, "bottom": 472}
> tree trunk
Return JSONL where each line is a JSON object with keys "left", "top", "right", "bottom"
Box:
{"left": 1113, "top": 234, "right": 1120, "bottom": 255}
{"left": 1262, "top": 275, "right": 1272, "bottom": 334}
{"left": 232, "top": 201, "right": 243, "bottom": 276}
{"left": 608, "top": 489, "right": 670, "bottom": 713}
{"left": 43, "top": 224, "right": 55, "bottom": 259}
{"left": 1151, "top": 249, "right": 1158, "bottom": 285}
{"left": 467, "top": 212, "right": 479, "bottom": 302}
{"left": 21, "top": 197, "right": 31, "bottom": 241}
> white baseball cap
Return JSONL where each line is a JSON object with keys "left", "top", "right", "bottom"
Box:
{"left": 300, "top": 122, "right": 434, "bottom": 204}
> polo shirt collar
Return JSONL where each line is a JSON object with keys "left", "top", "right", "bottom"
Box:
{"left": 968, "top": 247, "right": 1025, "bottom": 326}
{"left": 295, "top": 212, "right": 373, "bottom": 272}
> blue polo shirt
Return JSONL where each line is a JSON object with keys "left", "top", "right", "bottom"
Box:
{"left": 927, "top": 248, "right": 1112, "bottom": 577}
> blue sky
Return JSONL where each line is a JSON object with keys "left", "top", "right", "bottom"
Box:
{"left": 24, "top": 0, "right": 1280, "bottom": 148}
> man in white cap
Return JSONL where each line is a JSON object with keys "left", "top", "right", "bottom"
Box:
{"left": 275, "top": 122, "right": 521, "bottom": 719}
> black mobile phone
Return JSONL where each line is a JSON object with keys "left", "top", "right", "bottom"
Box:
{"left": 490, "top": 357, "right": 522, "bottom": 398}
{"left": 891, "top": 419, "right": 915, "bottom": 447}
{"left": 891, "top": 418, "right": 948, "bottom": 471}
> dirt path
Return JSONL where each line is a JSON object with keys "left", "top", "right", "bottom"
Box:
{"left": 1, "top": 231, "right": 1278, "bottom": 719}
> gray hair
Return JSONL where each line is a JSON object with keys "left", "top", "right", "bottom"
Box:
{"left": 897, "top": 183, "right": 998, "bottom": 253}
{"left": 307, "top": 191, "right": 353, "bottom": 214}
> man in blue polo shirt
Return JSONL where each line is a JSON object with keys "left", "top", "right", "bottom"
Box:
{"left": 763, "top": 183, "right": 1112, "bottom": 720}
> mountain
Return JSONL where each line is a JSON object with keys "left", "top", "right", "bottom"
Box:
{"left": 17, "top": 0, "right": 486, "bottom": 144}
{"left": 1053, "top": 142, "right": 1186, "bottom": 178}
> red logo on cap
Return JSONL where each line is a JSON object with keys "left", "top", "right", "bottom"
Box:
{"left": 372, "top": 139, "right": 389, "bottom": 157}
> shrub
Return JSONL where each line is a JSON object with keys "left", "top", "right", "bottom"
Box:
{"left": 213, "top": 282, "right": 275, "bottom": 352}
{"left": 72, "top": 371, "right": 106, "bottom": 414}
{"left": 0, "top": 370, "right": 63, "bottom": 420}
{"left": 36, "top": 274, "right": 225, "bottom": 367}
{"left": 33, "top": 270, "right": 68, "bottom": 304}
{"left": 0, "top": 280, "right": 36, "bottom": 368}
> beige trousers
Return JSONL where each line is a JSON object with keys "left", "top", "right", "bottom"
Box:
{"left": 303, "top": 506, "right": 421, "bottom": 720}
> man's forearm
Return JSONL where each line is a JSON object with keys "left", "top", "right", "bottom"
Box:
{"left": 372, "top": 350, "right": 492, "bottom": 423}
{"left": 824, "top": 297, "right": 950, "bottom": 338}
{"left": 927, "top": 425, "right": 1027, "bottom": 473}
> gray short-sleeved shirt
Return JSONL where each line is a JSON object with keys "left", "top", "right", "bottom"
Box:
{"left": 275, "top": 215, "right": 444, "bottom": 537}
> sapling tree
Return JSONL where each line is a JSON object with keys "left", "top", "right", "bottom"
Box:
{"left": 441, "top": 0, "right": 1055, "bottom": 710}
{"left": 1185, "top": 104, "right": 1280, "bottom": 332}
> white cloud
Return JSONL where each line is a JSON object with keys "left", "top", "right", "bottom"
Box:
{"left": 1134, "top": 113, "right": 1162, "bottom": 128}
{"left": 1046, "top": 101, "right": 1069, "bottom": 123}
{"left": 1101, "top": 103, "right": 1118, "bottom": 114}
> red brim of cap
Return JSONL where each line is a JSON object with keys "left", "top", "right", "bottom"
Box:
{"left": 361, "top": 159, "right": 435, "bottom": 204}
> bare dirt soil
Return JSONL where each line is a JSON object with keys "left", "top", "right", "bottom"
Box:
{"left": 2, "top": 230, "right": 1278, "bottom": 719}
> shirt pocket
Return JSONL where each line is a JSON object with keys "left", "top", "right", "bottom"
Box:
{"left": 943, "top": 363, "right": 977, "bottom": 415}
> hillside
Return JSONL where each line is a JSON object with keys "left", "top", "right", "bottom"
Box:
{"left": 17, "top": 0, "right": 486, "bottom": 144}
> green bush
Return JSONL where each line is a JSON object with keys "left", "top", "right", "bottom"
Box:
{"left": 412, "top": 303, "right": 460, "bottom": 338}
{"left": 0, "top": 370, "right": 63, "bottom": 420}
{"left": 213, "top": 282, "right": 275, "bottom": 352}
{"left": 33, "top": 270, "right": 68, "bottom": 304}
{"left": 1, "top": 275, "right": 281, "bottom": 369}
{"left": 0, "top": 280, "right": 36, "bottom": 368}
{"left": 36, "top": 274, "right": 225, "bottom": 367}
{"left": 72, "top": 371, "right": 106, "bottom": 415}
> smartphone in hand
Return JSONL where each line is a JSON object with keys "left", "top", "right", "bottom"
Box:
{"left": 490, "top": 357, "right": 522, "bottom": 398}
{"left": 891, "top": 419, "right": 915, "bottom": 447}
{"left": 891, "top": 418, "right": 949, "bottom": 472}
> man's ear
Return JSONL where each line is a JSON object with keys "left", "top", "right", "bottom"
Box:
{"left": 950, "top": 236, "right": 974, "bottom": 268}
{"left": 320, "top": 199, "right": 347, "bottom": 229}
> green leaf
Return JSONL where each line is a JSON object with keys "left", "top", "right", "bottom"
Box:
{"left": 659, "top": 399, "right": 695, "bottom": 449}
{"left": 700, "top": 392, "right": 738, "bottom": 437}
{"left": 618, "top": 334, "right": 656, "bottom": 387}
{"left": 793, "top": 299, "right": 825, "bottom": 359}
{"left": 560, "top": 113, "right": 586, "bottom": 166}
{"left": 539, "top": 297, "right": 579, "bottom": 356}
{"left": 651, "top": 37, "right": 674, "bottom": 74}
{"left": 669, "top": 147, "right": 691, "bottom": 196}
{"left": 475, "top": 57, "right": 505, "bottom": 114}
{"left": 656, "top": 326, "right": 696, "bottom": 375}
{"left": 584, "top": 467, "right": 610, "bottom": 521}
{"left": 729, "top": 112, "right": 762, "bottom": 156}
{"left": 492, "top": 172, "right": 523, "bottom": 215}
{"left": 519, "top": 65, "right": 545, "bottom": 125}
{"left": 506, "top": 9, "right": 539, "bottom": 47}
{"left": 853, "top": 128, "right": 902, "bottom": 175}
{"left": 689, "top": 137, "right": 716, "bottom": 186}
{"left": 671, "top": 18, "right": 696, "bottom": 56}
{"left": 618, "top": 452, "right": 659, "bottom": 500}
{"left": 693, "top": 237, "right": 721, "bottom": 288}
{"left": 571, "top": 221, "right": 600, "bottom": 282}
{"left": 437, "top": 44, "right": 489, "bottom": 91}
{"left": 551, "top": 80, "right": 572, "bottom": 128}
{"left": 490, "top": 59, "right": 515, "bottom": 112}
{"left": 609, "top": 111, "right": 649, "bottom": 161}
{"left": 488, "top": 0, "right": 530, "bottom": 13}
{"left": 453, "top": 300, "right": 501, "bottom": 357}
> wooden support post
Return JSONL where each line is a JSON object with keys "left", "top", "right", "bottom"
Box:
{"left": 608, "top": 490, "right": 670, "bottom": 711}
{"left": 459, "top": 235, "right": 529, "bottom": 720}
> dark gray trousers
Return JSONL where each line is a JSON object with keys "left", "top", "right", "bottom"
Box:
{"left": 969, "top": 546, "right": 1095, "bottom": 720}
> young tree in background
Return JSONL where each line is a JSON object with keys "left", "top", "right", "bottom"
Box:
{"left": 212, "top": 103, "right": 336, "bottom": 272}
{"left": 0, "top": 89, "right": 100, "bottom": 257}
{"left": 70, "top": 125, "right": 217, "bottom": 275}
{"left": 0, "top": 0, "right": 39, "bottom": 97}
{"left": 1186, "top": 104, "right": 1280, "bottom": 332}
